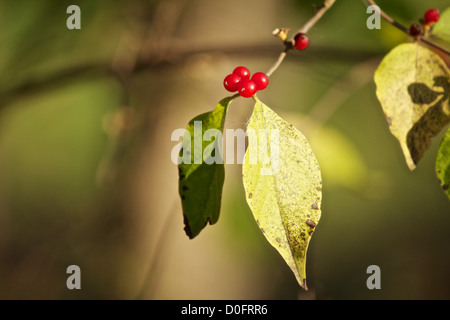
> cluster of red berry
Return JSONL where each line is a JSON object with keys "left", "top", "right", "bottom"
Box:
{"left": 409, "top": 8, "right": 441, "bottom": 36}
{"left": 223, "top": 32, "right": 310, "bottom": 98}
{"left": 223, "top": 67, "right": 269, "bottom": 98}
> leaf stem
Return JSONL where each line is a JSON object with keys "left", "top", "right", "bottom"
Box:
{"left": 266, "top": 0, "right": 337, "bottom": 77}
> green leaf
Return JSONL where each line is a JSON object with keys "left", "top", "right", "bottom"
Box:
{"left": 242, "top": 100, "right": 322, "bottom": 290}
{"left": 432, "top": 7, "right": 450, "bottom": 43}
{"left": 436, "top": 127, "right": 450, "bottom": 199}
{"left": 374, "top": 43, "right": 450, "bottom": 170}
{"left": 178, "top": 97, "right": 232, "bottom": 239}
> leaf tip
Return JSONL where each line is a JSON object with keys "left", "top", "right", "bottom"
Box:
{"left": 300, "top": 278, "right": 308, "bottom": 291}
{"left": 183, "top": 214, "right": 194, "bottom": 239}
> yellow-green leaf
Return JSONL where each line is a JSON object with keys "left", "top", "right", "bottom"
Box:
{"left": 374, "top": 43, "right": 450, "bottom": 170}
{"left": 429, "top": 7, "right": 450, "bottom": 67}
{"left": 436, "top": 127, "right": 450, "bottom": 199}
{"left": 242, "top": 100, "right": 322, "bottom": 290}
{"left": 432, "top": 7, "right": 450, "bottom": 44}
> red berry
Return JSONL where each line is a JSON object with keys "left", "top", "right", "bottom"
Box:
{"left": 294, "top": 32, "right": 309, "bottom": 50}
{"left": 233, "top": 66, "right": 251, "bottom": 80}
{"left": 424, "top": 8, "right": 440, "bottom": 23}
{"left": 251, "top": 72, "right": 269, "bottom": 91}
{"left": 238, "top": 79, "right": 257, "bottom": 98}
{"left": 409, "top": 23, "right": 422, "bottom": 37}
{"left": 223, "top": 74, "right": 241, "bottom": 92}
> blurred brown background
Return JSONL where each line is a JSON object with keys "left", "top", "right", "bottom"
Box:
{"left": 0, "top": 0, "right": 449, "bottom": 299}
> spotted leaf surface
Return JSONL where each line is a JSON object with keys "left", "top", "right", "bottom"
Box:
{"left": 242, "top": 100, "right": 322, "bottom": 290}
{"left": 178, "top": 97, "right": 232, "bottom": 239}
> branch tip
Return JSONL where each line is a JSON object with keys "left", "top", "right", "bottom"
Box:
{"left": 272, "top": 28, "right": 290, "bottom": 42}
{"left": 265, "top": 0, "right": 336, "bottom": 77}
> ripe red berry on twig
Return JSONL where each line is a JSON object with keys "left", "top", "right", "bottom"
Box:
{"left": 409, "top": 23, "right": 423, "bottom": 37}
{"left": 238, "top": 79, "right": 257, "bottom": 98}
{"left": 251, "top": 72, "right": 269, "bottom": 91}
{"left": 223, "top": 74, "right": 241, "bottom": 92}
{"left": 223, "top": 67, "right": 268, "bottom": 97}
{"left": 424, "top": 8, "right": 440, "bottom": 24}
{"left": 294, "top": 32, "right": 309, "bottom": 50}
{"left": 233, "top": 66, "right": 251, "bottom": 80}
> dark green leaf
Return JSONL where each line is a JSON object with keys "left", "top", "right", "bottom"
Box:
{"left": 178, "top": 97, "right": 232, "bottom": 239}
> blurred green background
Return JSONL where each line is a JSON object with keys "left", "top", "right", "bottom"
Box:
{"left": 0, "top": 0, "right": 449, "bottom": 299}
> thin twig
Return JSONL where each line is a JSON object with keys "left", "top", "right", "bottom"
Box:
{"left": 297, "top": 0, "right": 337, "bottom": 34}
{"left": 420, "top": 38, "right": 450, "bottom": 56}
{"left": 266, "top": 0, "right": 337, "bottom": 77}
{"left": 364, "top": 0, "right": 408, "bottom": 33}
{"left": 266, "top": 51, "right": 288, "bottom": 77}
{"left": 363, "top": 0, "right": 450, "bottom": 56}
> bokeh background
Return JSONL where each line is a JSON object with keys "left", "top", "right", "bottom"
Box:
{"left": 0, "top": 0, "right": 449, "bottom": 299}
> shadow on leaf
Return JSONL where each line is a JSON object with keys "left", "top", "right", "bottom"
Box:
{"left": 406, "top": 76, "right": 450, "bottom": 166}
